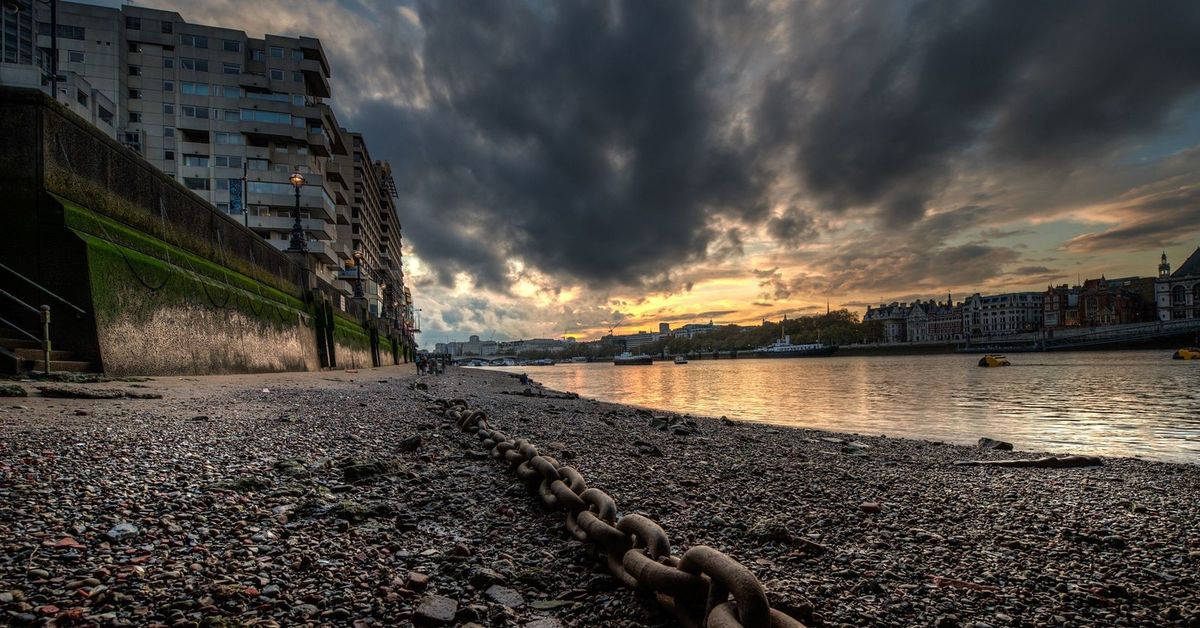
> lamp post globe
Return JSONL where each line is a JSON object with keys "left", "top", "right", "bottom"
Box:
{"left": 288, "top": 167, "right": 307, "bottom": 252}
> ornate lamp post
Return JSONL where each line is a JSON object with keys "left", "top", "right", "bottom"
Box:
{"left": 352, "top": 250, "right": 365, "bottom": 298}
{"left": 288, "top": 167, "right": 307, "bottom": 252}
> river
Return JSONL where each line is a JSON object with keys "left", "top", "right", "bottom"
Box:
{"left": 481, "top": 350, "right": 1200, "bottom": 463}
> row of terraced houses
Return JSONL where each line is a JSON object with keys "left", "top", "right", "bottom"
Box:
{"left": 865, "top": 247, "right": 1200, "bottom": 343}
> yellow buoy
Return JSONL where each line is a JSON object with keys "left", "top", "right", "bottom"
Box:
{"left": 1173, "top": 347, "right": 1200, "bottom": 360}
{"left": 978, "top": 354, "right": 1011, "bottom": 367}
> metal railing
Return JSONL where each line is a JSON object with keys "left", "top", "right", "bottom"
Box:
{"left": 0, "top": 263, "right": 87, "bottom": 375}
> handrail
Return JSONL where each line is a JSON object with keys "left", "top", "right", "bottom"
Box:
{"left": 0, "top": 262, "right": 87, "bottom": 315}
{"left": 0, "top": 288, "right": 40, "bottom": 315}
{"left": 0, "top": 315, "right": 39, "bottom": 342}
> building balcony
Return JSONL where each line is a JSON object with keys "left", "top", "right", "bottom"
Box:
{"left": 267, "top": 239, "right": 337, "bottom": 266}
{"left": 245, "top": 191, "right": 335, "bottom": 223}
{"left": 246, "top": 215, "right": 335, "bottom": 240}
{"left": 243, "top": 121, "right": 306, "bottom": 143}
{"left": 307, "top": 131, "right": 330, "bottom": 157}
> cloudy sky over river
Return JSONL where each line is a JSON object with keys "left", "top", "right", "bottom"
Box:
{"left": 140, "top": 0, "right": 1200, "bottom": 341}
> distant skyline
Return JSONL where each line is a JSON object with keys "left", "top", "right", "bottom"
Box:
{"left": 94, "top": 0, "right": 1200, "bottom": 341}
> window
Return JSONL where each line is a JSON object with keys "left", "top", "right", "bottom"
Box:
{"left": 162, "top": 21, "right": 173, "bottom": 34}
{"left": 67, "top": 50, "right": 84, "bottom": 63}
{"left": 215, "top": 132, "right": 244, "bottom": 145}
{"left": 128, "top": 89, "right": 142, "bottom": 99}
{"left": 76, "top": 90, "right": 87, "bottom": 106}
{"left": 181, "top": 34, "right": 209, "bottom": 48}
{"left": 245, "top": 90, "right": 289, "bottom": 103}
{"left": 57, "top": 25, "right": 85, "bottom": 41}
{"left": 223, "top": 62, "right": 240, "bottom": 75}
{"left": 163, "top": 103, "right": 174, "bottom": 114}
{"left": 251, "top": 49, "right": 265, "bottom": 61}
{"left": 292, "top": 94, "right": 305, "bottom": 106}
{"left": 124, "top": 132, "right": 140, "bottom": 144}
{"left": 163, "top": 57, "right": 174, "bottom": 68}
{"left": 223, "top": 39, "right": 241, "bottom": 52}
{"left": 222, "top": 109, "right": 239, "bottom": 122}
{"left": 98, "top": 106, "right": 113, "bottom": 125}
{"left": 219, "top": 86, "right": 242, "bottom": 98}
{"left": 247, "top": 158, "right": 269, "bottom": 171}
{"left": 182, "top": 154, "right": 209, "bottom": 167}
{"left": 128, "top": 42, "right": 141, "bottom": 53}
{"left": 269, "top": 69, "right": 284, "bottom": 80}
{"left": 181, "top": 105, "right": 210, "bottom": 119}
{"left": 126, "top": 16, "right": 141, "bottom": 30}
{"left": 269, "top": 46, "right": 284, "bottom": 58}
{"left": 128, "top": 65, "right": 141, "bottom": 76}
{"left": 129, "top": 112, "right": 141, "bottom": 123}
{"left": 163, "top": 80, "right": 174, "bottom": 92}
{"left": 164, "top": 150, "right": 175, "bottom": 160}
{"left": 292, "top": 70, "right": 303, "bottom": 82}
{"left": 292, "top": 49, "right": 304, "bottom": 62}
{"left": 240, "top": 109, "right": 291, "bottom": 125}
{"left": 164, "top": 127, "right": 175, "bottom": 138}
{"left": 216, "top": 202, "right": 229, "bottom": 211}
{"left": 180, "top": 58, "right": 208, "bottom": 72}
{"left": 184, "top": 177, "right": 211, "bottom": 190}
{"left": 214, "top": 155, "right": 242, "bottom": 168}
{"left": 180, "top": 82, "right": 210, "bottom": 96}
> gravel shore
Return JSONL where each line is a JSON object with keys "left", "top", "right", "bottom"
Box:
{"left": 1, "top": 366, "right": 1198, "bottom": 627}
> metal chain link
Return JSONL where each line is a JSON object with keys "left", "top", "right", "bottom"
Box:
{"left": 430, "top": 398, "right": 807, "bottom": 628}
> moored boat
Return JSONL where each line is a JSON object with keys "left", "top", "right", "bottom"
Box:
{"left": 613, "top": 352, "right": 653, "bottom": 365}
{"left": 673, "top": 356, "right": 688, "bottom": 364}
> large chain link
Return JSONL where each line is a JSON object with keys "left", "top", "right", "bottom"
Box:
{"left": 431, "top": 398, "right": 807, "bottom": 628}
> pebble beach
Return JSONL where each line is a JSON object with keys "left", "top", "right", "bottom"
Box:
{"left": 1, "top": 366, "right": 1198, "bottom": 627}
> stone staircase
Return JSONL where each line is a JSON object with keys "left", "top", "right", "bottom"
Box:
{"left": 0, "top": 328, "right": 93, "bottom": 374}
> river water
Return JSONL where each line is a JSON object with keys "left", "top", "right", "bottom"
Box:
{"left": 482, "top": 350, "right": 1200, "bottom": 463}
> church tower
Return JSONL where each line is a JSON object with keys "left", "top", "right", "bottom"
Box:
{"left": 1159, "top": 252, "right": 1171, "bottom": 278}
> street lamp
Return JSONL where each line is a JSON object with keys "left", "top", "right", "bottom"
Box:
{"left": 352, "top": 249, "right": 365, "bottom": 298}
{"left": 288, "top": 167, "right": 307, "bottom": 252}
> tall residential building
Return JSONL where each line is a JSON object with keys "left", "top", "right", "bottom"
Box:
{"left": 5, "top": 1, "right": 411, "bottom": 322}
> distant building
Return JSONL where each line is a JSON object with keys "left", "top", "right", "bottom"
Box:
{"left": 864, "top": 303, "right": 908, "bottom": 343}
{"left": 1156, "top": 247, "right": 1200, "bottom": 320}
{"left": 671, "top": 320, "right": 717, "bottom": 339}
{"left": 1045, "top": 272, "right": 1158, "bottom": 328}
{"left": 963, "top": 292, "right": 1044, "bottom": 337}
{"left": 659, "top": 322, "right": 670, "bottom": 335}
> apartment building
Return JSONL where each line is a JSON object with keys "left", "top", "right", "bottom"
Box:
{"left": 5, "top": 1, "right": 411, "bottom": 325}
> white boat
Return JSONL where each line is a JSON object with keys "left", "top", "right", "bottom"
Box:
{"left": 613, "top": 352, "right": 653, "bottom": 365}
{"left": 755, "top": 321, "right": 837, "bottom": 358}
{"left": 673, "top": 356, "right": 688, "bottom": 364}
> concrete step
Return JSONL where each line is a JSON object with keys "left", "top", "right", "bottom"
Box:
{"left": 0, "top": 337, "right": 41, "bottom": 350}
{"left": 24, "top": 359, "right": 94, "bottom": 373}
{"left": 13, "top": 348, "right": 75, "bottom": 361}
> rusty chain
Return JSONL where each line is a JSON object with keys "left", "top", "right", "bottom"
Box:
{"left": 428, "top": 398, "right": 806, "bottom": 628}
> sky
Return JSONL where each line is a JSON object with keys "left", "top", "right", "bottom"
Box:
{"left": 136, "top": 0, "right": 1200, "bottom": 343}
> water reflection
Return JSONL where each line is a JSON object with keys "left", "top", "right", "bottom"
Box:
{"left": 485, "top": 351, "right": 1200, "bottom": 463}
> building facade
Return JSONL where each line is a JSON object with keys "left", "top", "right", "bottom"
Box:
{"left": 1156, "top": 248, "right": 1200, "bottom": 321}
{"left": 963, "top": 292, "right": 1044, "bottom": 337}
{"left": 3, "top": 1, "right": 414, "bottom": 339}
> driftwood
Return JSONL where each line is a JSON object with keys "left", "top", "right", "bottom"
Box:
{"left": 954, "top": 455, "right": 1103, "bottom": 468}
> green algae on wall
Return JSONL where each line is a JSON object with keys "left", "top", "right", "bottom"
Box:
{"left": 332, "top": 313, "right": 374, "bottom": 369}
{"left": 76, "top": 231, "right": 319, "bottom": 375}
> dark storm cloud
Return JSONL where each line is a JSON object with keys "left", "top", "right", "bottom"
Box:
{"left": 351, "top": 0, "right": 758, "bottom": 291}
{"left": 1064, "top": 186, "right": 1200, "bottom": 253}
{"left": 756, "top": 0, "right": 1200, "bottom": 227}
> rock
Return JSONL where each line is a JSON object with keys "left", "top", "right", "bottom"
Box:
{"left": 469, "top": 568, "right": 506, "bottom": 588}
{"left": 106, "top": 522, "right": 139, "bottom": 541}
{"left": 0, "top": 384, "right": 26, "bottom": 397}
{"left": 649, "top": 417, "right": 669, "bottom": 430}
{"left": 407, "top": 571, "right": 430, "bottom": 591}
{"left": 524, "top": 619, "right": 564, "bottom": 628}
{"left": 859, "top": 502, "right": 882, "bottom": 514}
{"left": 398, "top": 435, "right": 423, "bottom": 452}
{"left": 27, "top": 568, "right": 50, "bottom": 580}
{"left": 291, "top": 604, "right": 320, "bottom": 618}
{"left": 73, "top": 409, "right": 89, "bottom": 416}
{"left": 452, "top": 543, "right": 472, "bottom": 557}
{"left": 529, "top": 599, "right": 573, "bottom": 610}
{"left": 414, "top": 595, "right": 458, "bottom": 626}
{"left": 341, "top": 459, "right": 400, "bottom": 483}
{"left": 208, "top": 476, "right": 272, "bottom": 492}
{"left": 935, "top": 615, "right": 960, "bottom": 628}
{"left": 273, "top": 458, "right": 310, "bottom": 478}
{"left": 328, "top": 499, "right": 394, "bottom": 523}
{"left": 978, "top": 437, "right": 1014, "bottom": 451}
{"left": 485, "top": 584, "right": 525, "bottom": 608}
